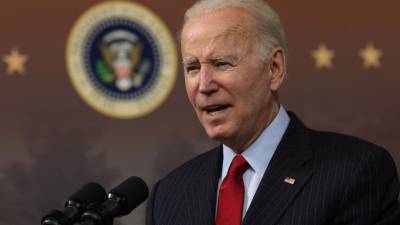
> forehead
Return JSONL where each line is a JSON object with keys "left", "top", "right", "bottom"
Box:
{"left": 181, "top": 7, "right": 254, "bottom": 57}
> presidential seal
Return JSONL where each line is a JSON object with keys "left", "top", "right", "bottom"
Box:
{"left": 66, "top": 1, "right": 177, "bottom": 119}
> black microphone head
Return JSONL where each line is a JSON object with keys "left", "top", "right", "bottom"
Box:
{"left": 66, "top": 182, "right": 107, "bottom": 207}
{"left": 109, "top": 176, "right": 149, "bottom": 215}
{"left": 42, "top": 182, "right": 107, "bottom": 225}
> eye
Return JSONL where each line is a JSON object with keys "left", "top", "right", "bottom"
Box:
{"left": 185, "top": 64, "right": 200, "bottom": 74}
{"left": 214, "top": 60, "right": 233, "bottom": 70}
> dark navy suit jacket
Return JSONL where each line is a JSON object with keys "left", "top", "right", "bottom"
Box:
{"left": 146, "top": 113, "right": 400, "bottom": 225}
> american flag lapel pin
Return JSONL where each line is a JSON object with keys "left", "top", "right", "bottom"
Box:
{"left": 284, "top": 177, "right": 296, "bottom": 185}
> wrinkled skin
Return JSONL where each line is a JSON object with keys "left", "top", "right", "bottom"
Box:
{"left": 181, "top": 7, "right": 286, "bottom": 152}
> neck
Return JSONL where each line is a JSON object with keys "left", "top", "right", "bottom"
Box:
{"left": 229, "top": 101, "right": 280, "bottom": 153}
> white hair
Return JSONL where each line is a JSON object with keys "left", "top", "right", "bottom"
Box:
{"left": 183, "top": 0, "right": 288, "bottom": 73}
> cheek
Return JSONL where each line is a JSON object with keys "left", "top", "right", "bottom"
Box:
{"left": 234, "top": 75, "right": 270, "bottom": 111}
{"left": 184, "top": 78, "right": 197, "bottom": 104}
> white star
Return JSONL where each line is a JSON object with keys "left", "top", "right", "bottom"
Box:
{"left": 2, "top": 48, "right": 29, "bottom": 75}
{"left": 359, "top": 42, "right": 382, "bottom": 69}
{"left": 311, "top": 43, "right": 335, "bottom": 69}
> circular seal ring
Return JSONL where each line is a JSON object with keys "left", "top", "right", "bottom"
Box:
{"left": 66, "top": 1, "right": 178, "bottom": 119}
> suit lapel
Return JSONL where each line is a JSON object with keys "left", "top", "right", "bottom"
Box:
{"left": 243, "top": 113, "right": 314, "bottom": 225}
{"left": 183, "top": 147, "right": 222, "bottom": 225}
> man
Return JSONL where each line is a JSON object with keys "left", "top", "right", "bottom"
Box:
{"left": 146, "top": 0, "right": 400, "bottom": 224}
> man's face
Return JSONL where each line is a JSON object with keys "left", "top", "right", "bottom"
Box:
{"left": 181, "top": 7, "right": 282, "bottom": 151}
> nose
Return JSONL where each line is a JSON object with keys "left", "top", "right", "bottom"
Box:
{"left": 198, "top": 65, "right": 218, "bottom": 95}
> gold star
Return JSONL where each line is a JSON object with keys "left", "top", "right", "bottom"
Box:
{"left": 2, "top": 48, "right": 29, "bottom": 75}
{"left": 359, "top": 42, "right": 382, "bottom": 69}
{"left": 311, "top": 43, "right": 335, "bottom": 69}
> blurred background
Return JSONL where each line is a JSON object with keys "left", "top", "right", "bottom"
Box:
{"left": 0, "top": 0, "right": 399, "bottom": 224}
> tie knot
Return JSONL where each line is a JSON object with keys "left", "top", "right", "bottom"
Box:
{"left": 228, "top": 155, "right": 249, "bottom": 176}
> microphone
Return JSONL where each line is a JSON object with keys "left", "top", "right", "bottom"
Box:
{"left": 41, "top": 182, "right": 107, "bottom": 225}
{"left": 79, "top": 176, "right": 149, "bottom": 225}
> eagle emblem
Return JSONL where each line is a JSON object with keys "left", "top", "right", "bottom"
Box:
{"left": 97, "top": 30, "right": 150, "bottom": 91}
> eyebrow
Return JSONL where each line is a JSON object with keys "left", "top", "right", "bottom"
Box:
{"left": 212, "top": 56, "right": 238, "bottom": 62}
{"left": 182, "top": 55, "right": 240, "bottom": 66}
{"left": 182, "top": 58, "right": 198, "bottom": 66}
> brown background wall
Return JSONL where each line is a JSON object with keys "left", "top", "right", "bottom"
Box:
{"left": 0, "top": 0, "right": 399, "bottom": 224}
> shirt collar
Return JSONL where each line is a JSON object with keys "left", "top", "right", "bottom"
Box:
{"left": 222, "top": 106, "right": 290, "bottom": 178}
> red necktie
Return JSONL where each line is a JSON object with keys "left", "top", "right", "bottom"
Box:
{"left": 216, "top": 155, "right": 250, "bottom": 225}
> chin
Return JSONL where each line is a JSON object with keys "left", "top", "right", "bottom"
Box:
{"left": 204, "top": 125, "right": 231, "bottom": 142}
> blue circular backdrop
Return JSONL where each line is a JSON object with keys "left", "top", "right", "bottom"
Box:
{"left": 84, "top": 18, "right": 160, "bottom": 100}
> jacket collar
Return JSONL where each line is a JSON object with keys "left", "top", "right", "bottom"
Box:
{"left": 243, "top": 112, "right": 313, "bottom": 225}
{"left": 183, "top": 146, "right": 222, "bottom": 225}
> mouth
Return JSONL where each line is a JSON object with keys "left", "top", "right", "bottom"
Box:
{"left": 203, "top": 104, "right": 231, "bottom": 115}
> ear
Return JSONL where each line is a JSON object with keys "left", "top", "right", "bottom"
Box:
{"left": 268, "top": 47, "right": 286, "bottom": 91}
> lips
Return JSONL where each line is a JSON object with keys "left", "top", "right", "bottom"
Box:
{"left": 203, "top": 104, "right": 231, "bottom": 115}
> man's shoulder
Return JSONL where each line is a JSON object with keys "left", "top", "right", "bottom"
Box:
{"left": 157, "top": 146, "right": 220, "bottom": 186}
{"left": 307, "top": 128, "right": 394, "bottom": 167}
{"left": 310, "top": 129, "right": 384, "bottom": 151}
{"left": 287, "top": 111, "right": 392, "bottom": 162}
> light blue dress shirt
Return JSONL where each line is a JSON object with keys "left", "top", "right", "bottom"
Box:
{"left": 218, "top": 106, "right": 290, "bottom": 217}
